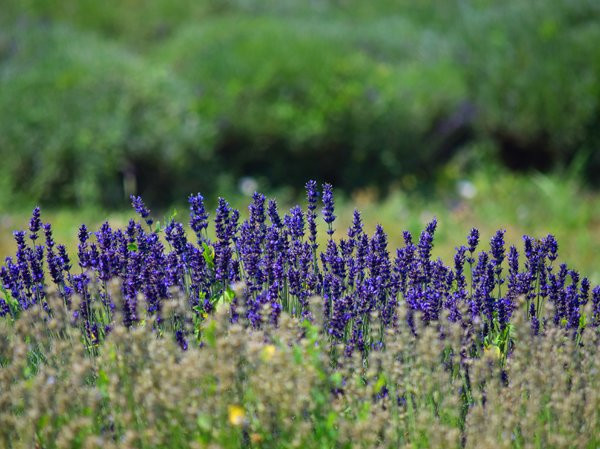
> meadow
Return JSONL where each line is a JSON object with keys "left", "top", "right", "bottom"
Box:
{"left": 2, "top": 1, "right": 600, "bottom": 447}
{"left": 2, "top": 177, "right": 600, "bottom": 448}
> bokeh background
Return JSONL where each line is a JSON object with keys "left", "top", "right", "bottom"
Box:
{"left": 1, "top": 0, "right": 600, "bottom": 276}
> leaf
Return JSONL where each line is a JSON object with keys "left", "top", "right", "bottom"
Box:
{"left": 374, "top": 373, "right": 386, "bottom": 394}
{"left": 192, "top": 305, "right": 204, "bottom": 315}
{"left": 202, "top": 242, "right": 215, "bottom": 269}
{"left": 97, "top": 369, "right": 109, "bottom": 396}
{"left": 222, "top": 286, "right": 235, "bottom": 303}
{"left": 36, "top": 414, "right": 50, "bottom": 431}
{"left": 197, "top": 414, "right": 211, "bottom": 432}
{"left": 127, "top": 242, "right": 138, "bottom": 252}
{"left": 293, "top": 346, "right": 303, "bottom": 365}
{"left": 326, "top": 410, "right": 337, "bottom": 429}
{"left": 204, "top": 320, "right": 217, "bottom": 348}
{"left": 1, "top": 287, "right": 18, "bottom": 311}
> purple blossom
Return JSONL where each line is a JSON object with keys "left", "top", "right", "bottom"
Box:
{"left": 284, "top": 206, "right": 305, "bottom": 240}
{"left": 490, "top": 229, "right": 506, "bottom": 272}
{"left": 467, "top": 228, "right": 479, "bottom": 255}
{"left": 29, "top": 207, "right": 42, "bottom": 241}
{"left": 189, "top": 193, "right": 209, "bottom": 242}
{"left": 267, "top": 199, "right": 283, "bottom": 229}
{"left": 1, "top": 183, "right": 598, "bottom": 354}
{"left": 322, "top": 183, "right": 336, "bottom": 236}
{"left": 305, "top": 180, "right": 319, "bottom": 247}
{"left": 130, "top": 195, "right": 153, "bottom": 226}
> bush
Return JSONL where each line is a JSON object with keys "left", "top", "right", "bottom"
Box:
{"left": 154, "top": 16, "right": 467, "bottom": 192}
{"left": 458, "top": 0, "right": 600, "bottom": 171}
{"left": 0, "top": 23, "right": 214, "bottom": 207}
{"left": 2, "top": 1, "right": 600, "bottom": 205}
{"left": 1, "top": 0, "right": 216, "bottom": 46}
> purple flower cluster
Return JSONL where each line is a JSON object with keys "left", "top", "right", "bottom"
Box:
{"left": 1, "top": 182, "right": 597, "bottom": 350}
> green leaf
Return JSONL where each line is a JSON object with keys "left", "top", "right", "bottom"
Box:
{"left": 221, "top": 286, "right": 235, "bottom": 304}
{"left": 374, "top": 373, "right": 386, "bottom": 394}
{"left": 127, "top": 242, "right": 138, "bottom": 252}
{"left": 192, "top": 305, "right": 204, "bottom": 315}
{"left": 293, "top": 346, "right": 303, "bottom": 365}
{"left": 97, "top": 369, "right": 109, "bottom": 397}
{"left": 326, "top": 411, "right": 337, "bottom": 429}
{"left": 36, "top": 414, "right": 50, "bottom": 431}
{"left": 204, "top": 320, "right": 217, "bottom": 348}
{"left": 197, "top": 414, "right": 211, "bottom": 432}
{"left": 358, "top": 401, "right": 371, "bottom": 421}
{"left": 202, "top": 242, "right": 215, "bottom": 269}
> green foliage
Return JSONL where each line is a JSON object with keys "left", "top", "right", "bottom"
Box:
{"left": 155, "top": 16, "right": 465, "bottom": 191}
{"left": 1, "top": 0, "right": 217, "bottom": 46}
{"left": 0, "top": 23, "right": 213, "bottom": 207}
{"left": 1, "top": 0, "right": 600, "bottom": 205}
{"left": 458, "top": 1, "right": 600, "bottom": 169}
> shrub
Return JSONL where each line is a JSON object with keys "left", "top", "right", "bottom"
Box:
{"left": 0, "top": 22, "right": 214, "bottom": 207}
{"left": 2, "top": 1, "right": 600, "bottom": 204}
{"left": 458, "top": 0, "right": 600, "bottom": 171}
{"left": 154, "top": 16, "right": 467, "bottom": 192}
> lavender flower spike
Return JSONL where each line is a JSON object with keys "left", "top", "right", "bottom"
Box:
{"left": 130, "top": 195, "right": 153, "bottom": 226}
{"left": 189, "top": 193, "right": 209, "bottom": 242}
{"left": 29, "top": 207, "right": 42, "bottom": 241}
{"left": 322, "top": 183, "right": 336, "bottom": 236}
{"left": 467, "top": 227, "right": 479, "bottom": 254}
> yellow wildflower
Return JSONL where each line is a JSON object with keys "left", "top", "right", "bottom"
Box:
{"left": 262, "top": 344, "right": 276, "bottom": 361}
{"left": 228, "top": 405, "right": 245, "bottom": 426}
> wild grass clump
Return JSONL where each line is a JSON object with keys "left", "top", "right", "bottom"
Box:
{"left": 2, "top": 181, "right": 600, "bottom": 448}
{"left": 2, "top": 287, "right": 600, "bottom": 448}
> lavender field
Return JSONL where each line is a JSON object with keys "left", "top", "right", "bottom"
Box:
{"left": 2, "top": 0, "right": 600, "bottom": 447}
{"left": 2, "top": 181, "right": 600, "bottom": 448}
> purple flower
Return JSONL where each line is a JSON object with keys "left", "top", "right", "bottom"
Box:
{"left": 165, "top": 221, "right": 188, "bottom": 257}
{"left": 175, "top": 330, "right": 189, "bottom": 351}
{"left": 43, "top": 223, "right": 54, "bottom": 249}
{"left": 592, "top": 286, "right": 600, "bottom": 326}
{"left": 249, "top": 192, "right": 266, "bottom": 232}
{"left": 544, "top": 234, "right": 558, "bottom": 263}
{"left": 348, "top": 209, "right": 363, "bottom": 240}
{"left": 490, "top": 229, "right": 506, "bottom": 272}
{"left": 2, "top": 180, "right": 598, "bottom": 351}
{"left": 214, "top": 198, "right": 237, "bottom": 284}
{"left": 29, "top": 207, "right": 42, "bottom": 241}
{"left": 189, "top": 193, "right": 209, "bottom": 243}
{"left": 284, "top": 206, "right": 304, "bottom": 240}
{"left": 322, "top": 183, "right": 336, "bottom": 236}
{"left": 467, "top": 228, "right": 479, "bottom": 259}
{"left": 580, "top": 277, "right": 590, "bottom": 306}
{"left": 130, "top": 195, "right": 153, "bottom": 226}
{"left": 305, "top": 180, "right": 319, "bottom": 247}
{"left": 426, "top": 217, "right": 438, "bottom": 235}
{"left": 267, "top": 199, "right": 283, "bottom": 229}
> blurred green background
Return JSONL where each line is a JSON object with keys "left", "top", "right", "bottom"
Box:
{"left": 1, "top": 0, "right": 600, "bottom": 276}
